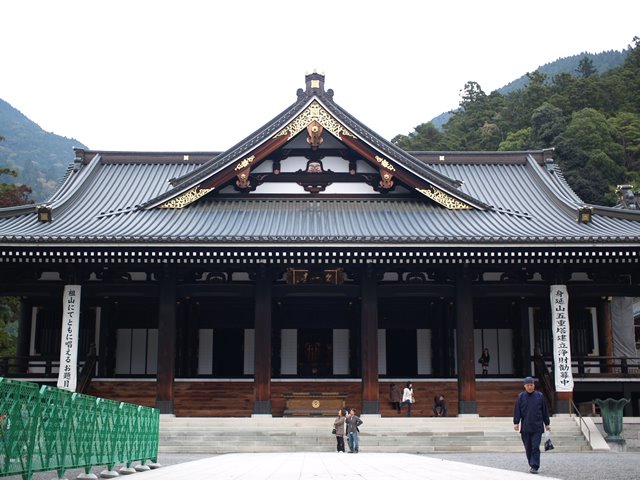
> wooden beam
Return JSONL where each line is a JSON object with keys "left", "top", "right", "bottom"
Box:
{"left": 201, "top": 135, "right": 290, "bottom": 190}
{"left": 339, "top": 135, "right": 434, "bottom": 191}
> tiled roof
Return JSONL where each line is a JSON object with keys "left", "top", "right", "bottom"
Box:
{"left": 1, "top": 152, "right": 639, "bottom": 246}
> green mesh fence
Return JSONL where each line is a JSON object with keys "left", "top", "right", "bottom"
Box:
{"left": 0, "top": 377, "right": 159, "bottom": 480}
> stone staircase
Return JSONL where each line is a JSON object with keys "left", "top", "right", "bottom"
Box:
{"left": 159, "top": 415, "right": 594, "bottom": 454}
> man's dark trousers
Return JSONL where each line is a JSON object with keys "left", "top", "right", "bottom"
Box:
{"left": 521, "top": 431, "right": 542, "bottom": 470}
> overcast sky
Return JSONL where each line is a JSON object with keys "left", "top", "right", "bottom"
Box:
{"left": 1, "top": 1, "right": 638, "bottom": 152}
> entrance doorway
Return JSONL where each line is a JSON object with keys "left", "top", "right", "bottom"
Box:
{"left": 386, "top": 329, "right": 417, "bottom": 377}
{"left": 298, "top": 329, "right": 332, "bottom": 376}
{"left": 274, "top": 296, "right": 355, "bottom": 377}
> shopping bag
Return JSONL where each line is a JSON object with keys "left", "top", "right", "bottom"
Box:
{"left": 544, "top": 430, "right": 554, "bottom": 451}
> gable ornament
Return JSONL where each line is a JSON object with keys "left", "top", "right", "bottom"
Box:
{"left": 158, "top": 186, "right": 214, "bottom": 209}
{"left": 274, "top": 101, "right": 356, "bottom": 141}
{"left": 416, "top": 186, "right": 472, "bottom": 210}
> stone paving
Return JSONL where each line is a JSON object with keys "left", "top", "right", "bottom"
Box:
{"left": 13, "top": 451, "right": 640, "bottom": 480}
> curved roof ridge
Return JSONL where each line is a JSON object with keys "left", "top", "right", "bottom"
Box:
{"left": 0, "top": 202, "right": 37, "bottom": 218}
{"left": 523, "top": 154, "right": 585, "bottom": 221}
{"left": 0, "top": 153, "right": 102, "bottom": 220}
{"left": 321, "top": 98, "right": 489, "bottom": 210}
{"left": 542, "top": 158, "right": 584, "bottom": 204}
{"left": 46, "top": 153, "right": 104, "bottom": 215}
{"left": 139, "top": 95, "right": 311, "bottom": 209}
{"left": 324, "top": 98, "right": 461, "bottom": 189}
{"left": 141, "top": 75, "right": 490, "bottom": 211}
{"left": 167, "top": 96, "right": 310, "bottom": 187}
{"left": 46, "top": 162, "right": 79, "bottom": 203}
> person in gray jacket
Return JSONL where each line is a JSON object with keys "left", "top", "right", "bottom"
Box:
{"left": 513, "top": 376, "right": 551, "bottom": 474}
{"left": 345, "top": 408, "right": 363, "bottom": 453}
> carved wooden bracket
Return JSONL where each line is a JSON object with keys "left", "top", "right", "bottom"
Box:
{"left": 236, "top": 166, "right": 251, "bottom": 189}
{"left": 379, "top": 167, "right": 394, "bottom": 190}
{"left": 306, "top": 120, "right": 324, "bottom": 150}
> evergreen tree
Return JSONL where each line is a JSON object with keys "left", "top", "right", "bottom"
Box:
{"left": 576, "top": 57, "right": 598, "bottom": 78}
{"left": 394, "top": 37, "right": 640, "bottom": 206}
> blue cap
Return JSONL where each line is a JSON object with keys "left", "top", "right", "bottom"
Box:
{"left": 523, "top": 376, "right": 535, "bottom": 384}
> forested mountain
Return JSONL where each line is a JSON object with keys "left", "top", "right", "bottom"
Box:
{"left": 430, "top": 49, "right": 629, "bottom": 129}
{"left": 394, "top": 38, "right": 640, "bottom": 206}
{"left": 0, "top": 99, "right": 86, "bottom": 202}
{"left": 500, "top": 49, "right": 629, "bottom": 94}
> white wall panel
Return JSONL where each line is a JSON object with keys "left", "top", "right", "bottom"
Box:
{"left": 333, "top": 329, "right": 350, "bottom": 375}
{"left": 417, "top": 329, "right": 432, "bottom": 375}
{"left": 198, "top": 329, "right": 213, "bottom": 375}
{"left": 498, "top": 329, "right": 514, "bottom": 374}
{"left": 281, "top": 329, "right": 297, "bottom": 375}
{"left": 115, "top": 329, "right": 131, "bottom": 374}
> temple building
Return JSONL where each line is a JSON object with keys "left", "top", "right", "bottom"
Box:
{"left": 1, "top": 73, "right": 639, "bottom": 417}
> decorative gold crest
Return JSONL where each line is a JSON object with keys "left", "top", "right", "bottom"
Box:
{"left": 416, "top": 187, "right": 471, "bottom": 210}
{"left": 235, "top": 155, "right": 256, "bottom": 171}
{"left": 375, "top": 156, "right": 396, "bottom": 172}
{"left": 274, "top": 101, "right": 356, "bottom": 141}
{"left": 158, "top": 186, "right": 214, "bottom": 209}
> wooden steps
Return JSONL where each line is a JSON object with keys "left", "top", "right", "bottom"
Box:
{"left": 158, "top": 416, "right": 594, "bottom": 454}
{"left": 174, "top": 382, "right": 254, "bottom": 417}
{"left": 378, "top": 380, "right": 524, "bottom": 417}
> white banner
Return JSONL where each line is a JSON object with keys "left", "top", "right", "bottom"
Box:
{"left": 57, "top": 285, "right": 81, "bottom": 392}
{"left": 550, "top": 284, "right": 574, "bottom": 392}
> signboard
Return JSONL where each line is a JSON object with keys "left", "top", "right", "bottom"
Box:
{"left": 57, "top": 285, "right": 81, "bottom": 392}
{"left": 550, "top": 284, "right": 574, "bottom": 392}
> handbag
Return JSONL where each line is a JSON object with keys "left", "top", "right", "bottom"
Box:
{"left": 331, "top": 428, "right": 336, "bottom": 435}
{"left": 544, "top": 431, "right": 554, "bottom": 451}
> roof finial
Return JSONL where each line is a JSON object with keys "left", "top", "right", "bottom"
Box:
{"left": 305, "top": 71, "right": 325, "bottom": 95}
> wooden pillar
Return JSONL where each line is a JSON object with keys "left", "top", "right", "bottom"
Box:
{"left": 361, "top": 266, "right": 379, "bottom": 414}
{"left": 97, "top": 300, "right": 112, "bottom": 377}
{"left": 597, "top": 298, "right": 614, "bottom": 373}
{"left": 17, "top": 298, "right": 32, "bottom": 374}
{"left": 518, "top": 301, "right": 531, "bottom": 377}
{"left": 253, "top": 266, "right": 272, "bottom": 415}
{"left": 455, "top": 266, "right": 477, "bottom": 414}
{"left": 156, "top": 270, "right": 177, "bottom": 414}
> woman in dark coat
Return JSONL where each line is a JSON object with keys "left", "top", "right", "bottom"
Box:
{"left": 390, "top": 383, "right": 402, "bottom": 413}
{"left": 479, "top": 348, "right": 490, "bottom": 375}
{"left": 333, "top": 408, "right": 346, "bottom": 452}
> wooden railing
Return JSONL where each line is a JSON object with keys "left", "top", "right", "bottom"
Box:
{"left": 572, "top": 356, "right": 640, "bottom": 377}
{"left": 0, "top": 350, "right": 97, "bottom": 384}
{"left": 0, "top": 355, "right": 61, "bottom": 377}
{"left": 539, "top": 355, "right": 640, "bottom": 378}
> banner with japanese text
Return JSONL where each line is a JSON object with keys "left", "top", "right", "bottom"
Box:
{"left": 57, "top": 285, "right": 81, "bottom": 392}
{"left": 550, "top": 284, "right": 574, "bottom": 392}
